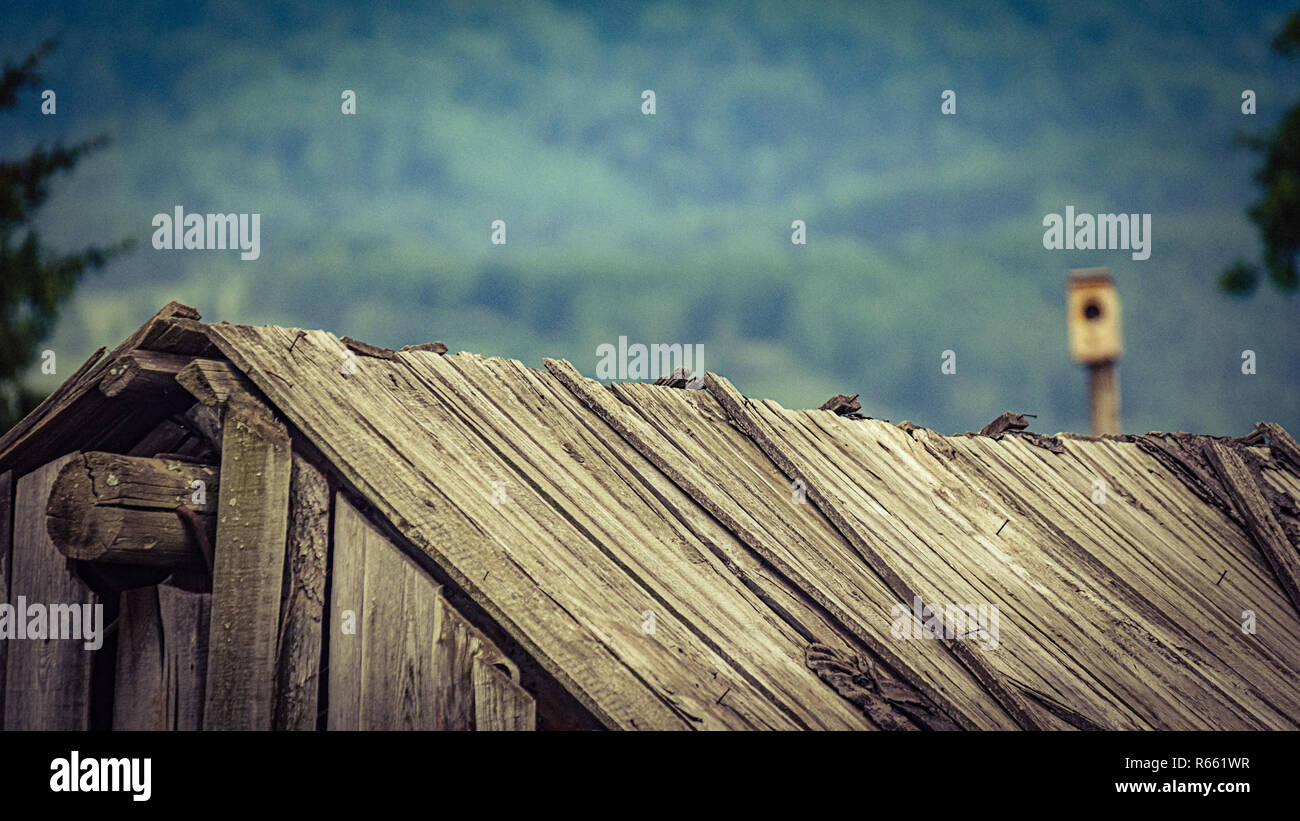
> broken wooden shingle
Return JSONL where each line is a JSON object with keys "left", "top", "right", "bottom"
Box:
{"left": 978, "top": 412, "right": 1036, "bottom": 437}
{"left": 653, "top": 366, "right": 698, "bottom": 389}
{"left": 341, "top": 336, "right": 397, "bottom": 360}
{"left": 399, "top": 341, "right": 449, "bottom": 355}
{"left": 819, "top": 393, "right": 866, "bottom": 419}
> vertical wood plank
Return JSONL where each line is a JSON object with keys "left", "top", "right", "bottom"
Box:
{"left": 357, "top": 507, "right": 408, "bottom": 730}
{"left": 473, "top": 655, "right": 536, "bottom": 730}
{"left": 112, "top": 586, "right": 164, "bottom": 729}
{"left": 202, "top": 397, "right": 292, "bottom": 730}
{"left": 433, "top": 592, "right": 481, "bottom": 730}
{"left": 273, "top": 455, "right": 330, "bottom": 730}
{"left": 3, "top": 455, "right": 98, "bottom": 730}
{"left": 0, "top": 469, "right": 12, "bottom": 729}
{"left": 111, "top": 584, "right": 210, "bottom": 730}
{"left": 399, "top": 559, "right": 440, "bottom": 730}
{"left": 327, "top": 493, "right": 366, "bottom": 730}
{"left": 158, "top": 583, "right": 210, "bottom": 730}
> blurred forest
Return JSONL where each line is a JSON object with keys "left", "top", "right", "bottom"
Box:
{"left": 1, "top": 0, "right": 1297, "bottom": 436}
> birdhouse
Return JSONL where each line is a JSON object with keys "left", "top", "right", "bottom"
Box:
{"left": 1067, "top": 268, "right": 1122, "bottom": 364}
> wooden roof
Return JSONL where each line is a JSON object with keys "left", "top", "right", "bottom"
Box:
{"left": 4, "top": 304, "right": 1300, "bottom": 730}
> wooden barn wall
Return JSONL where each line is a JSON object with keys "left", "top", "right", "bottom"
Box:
{"left": 328, "top": 494, "right": 535, "bottom": 730}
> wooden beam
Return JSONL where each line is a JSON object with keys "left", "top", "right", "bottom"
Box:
{"left": 136, "top": 316, "right": 218, "bottom": 357}
{"left": 45, "top": 452, "right": 216, "bottom": 567}
{"left": 201, "top": 392, "right": 292, "bottom": 730}
{"left": 3, "top": 455, "right": 100, "bottom": 730}
{"left": 0, "top": 470, "right": 12, "bottom": 729}
{"left": 1203, "top": 440, "right": 1300, "bottom": 617}
{"left": 272, "top": 455, "right": 330, "bottom": 730}
{"left": 99, "top": 351, "right": 194, "bottom": 401}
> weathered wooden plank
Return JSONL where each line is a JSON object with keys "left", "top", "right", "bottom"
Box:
{"left": 45, "top": 452, "right": 216, "bottom": 566}
{"left": 1204, "top": 440, "right": 1300, "bottom": 618}
{"left": 273, "top": 455, "right": 330, "bottom": 730}
{"left": 136, "top": 316, "right": 218, "bottom": 357}
{"left": 202, "top": 395, "right": 292, "bottom": 730}
{"left": 3, "top": 455, "right": 99, "bottom": 730}
{"left": 939, "top": 434, "right": 1269, "bottom": 729}
{"left": 327, "top": 492, "right": 366, "bottom": 731}
{"left": 354, "top": 498, "right": 411, "bottom": 729}
{"left": 1051, "top": 437, "right": 1300, "bottom": 720}
{"left": 398, "top": 546, "right": 442, "bottom": 730}
{"left": 431, "top": 588, "right": 482, "bottom": 730}
{"left": 804, "top": 419, "right": 1149, "bottom": 730}
{"left": 113, "top": 586, "right": 164, "bottom": 729}
{"left": 473, "top": 654, "right": 535, "bottom": 730}
{"left": 0, "top": 470, "right": 12, "bottom": 728}
{"left": 99, "top": 351, "right": 194, "bottom": 401}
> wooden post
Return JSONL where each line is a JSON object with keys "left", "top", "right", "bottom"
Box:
{"left": 1068, "top": 269, "right": 1123, "bottom": 436}
{"left": 202, "top": 393, "right": 291, "bottom": 730}
{"left": 1088, "top": 361, "right": 1121, "bottom": 436}
{"left": 178, "top": 361, "right": 293, "bottom": 730}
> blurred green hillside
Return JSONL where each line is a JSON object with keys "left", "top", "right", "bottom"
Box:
{"left": 3, "top": 0, "right": 1297, "bottom": 435}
